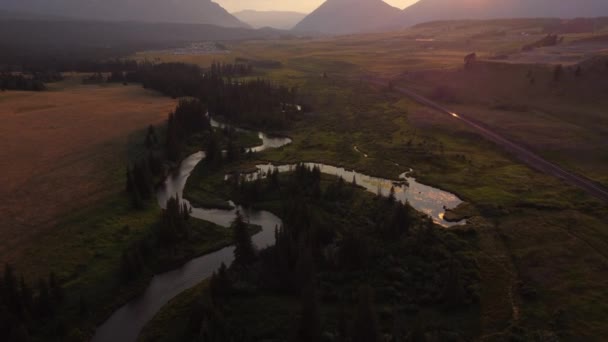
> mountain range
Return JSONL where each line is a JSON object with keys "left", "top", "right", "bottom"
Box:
{"left": 2, "top": 0, "right": 608, "bottom": 36}
{"left": 394, "top": 0, "right": 608, "bottom": 28}
{"left": 293, "top": 0, "right": 401, "bottom": 35}
{"left": 0, "top": 0, "right": 248, "bottom": 28}
{"left": 233, "top": 10, "right": 306, "bottom": 30}
{"left": 293, "top": 0, "right": 608, "bottom": 34}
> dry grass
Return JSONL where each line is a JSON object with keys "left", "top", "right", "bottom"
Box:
{"left": 0, "top": 78, "right": 176, "bottom": 263}
{"left": 399, "top": 60, "right": 608, "bottom": 187}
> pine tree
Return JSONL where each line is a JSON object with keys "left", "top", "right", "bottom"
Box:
{"left": 388, "top": 186, "right": 396, "bottom": 203}
{"left": 294, "top": 283, "right": 321, "bottom": 342}
{"left": 386, "top": 202, "right": 411, "bottom": 238}
{"left": 36, "top": 279, "right": 51, "bottom": 317}
{"left": 209, "top": 263, "right": 231, "bottom": 305}
{"left": 49, "top": 272, "right": 64, "bottom": 304}
{"left": 19, "top": 277, "right": 33, "bottom": 313}
{"left": 553, "top": 64, "right": 563, "bottom": 82}
{"left": 293, "top": 247, "right": 321, "bottom": 342}
{"left": 126, "top": 167, "right": 134, "bottom": 193}
{"left": 78, "top": 296, "right": 88, "bottom": 317}
{"left": 232, "top": 211, "right": 256, "bottom": 267}
{"left": 352, "top": 286, "right": 380, "bottom": 342}
{"left": 442, "top": 259, "right": 467, "bottom": 308}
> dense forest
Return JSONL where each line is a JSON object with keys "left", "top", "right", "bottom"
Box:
{"left": 1, "top": 43, "right": 476, "bottom": 340}
{"left": 170, "top": 165, "right": 481, "bottom": 341}
{"left": 2, "top": 52, "right": 301, "bottom": 130}
{"left": 0, "top": 72, "right": 62, "bottom": 91}
{"left": 0, "top": 265, "right": 78, "bottom": 342}
{"left": 136, "top": 62, "right": 299, "bottom": 131}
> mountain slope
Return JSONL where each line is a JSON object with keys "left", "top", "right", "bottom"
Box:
{"left": 0, "top": 0, "right": 248, "bottom": 28}
{"left": 293, "top": 0, "right": 401, "bottom": 35}
{"left": 233, "top": 10, "right": 306, "bottom": 30}
{"left": 395, "top": 0, "right": 608, "bottom": 27}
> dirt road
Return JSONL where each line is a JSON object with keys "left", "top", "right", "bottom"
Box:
{"left": 372, "top": 79, "right": 608, "bottom": 203}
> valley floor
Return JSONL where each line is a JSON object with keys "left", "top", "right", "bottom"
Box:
{"left": 0, "top": 80, "right": 176, "bottom": 263}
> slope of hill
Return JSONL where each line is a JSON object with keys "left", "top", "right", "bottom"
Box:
{"left": 0, "top": 0, "right": 248, "bottom": 28}
{"left": 394, "top": 0, "right": 608, "bottom": 28}
{"left": 293, "top": 0, "right": 401, "bottom": 35}
{"left": 233, "top": 10, "right": 306, "bottom": 30}
{"left": 0, "top": 19, "right": 278, "bottom": 48}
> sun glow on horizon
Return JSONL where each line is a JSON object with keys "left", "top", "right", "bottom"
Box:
{"left": 216, "top": 0, "right": 420, "bottom": 14}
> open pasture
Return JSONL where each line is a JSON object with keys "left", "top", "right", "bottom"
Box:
{"left": 0, "top": 79, "right": 176, "bottom": 263}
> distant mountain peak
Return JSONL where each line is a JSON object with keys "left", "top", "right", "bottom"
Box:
{"left": 394, "top": 0, "right": 608, "bottom": 27}
{"left": 233, "top": 9, "right": 307, "bottom": 30}
{"left": 0, "top": 0, "right": 249, "bottom": 28}
{"left": 293, "top": 0, "right": 401, "bottom": 35}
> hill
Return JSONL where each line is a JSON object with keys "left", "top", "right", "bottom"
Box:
{"left": 0, "top": 0, "right": 248, "bottom": 28}
{"left": 394, "top": 0, "right": 608, "bottom": 27}
{"left": 233, "top": 10, "right": 306, "bottom": 30}
{"left": 293, "top": 0, "right": 401, "bottom": 35}
{"left": 0, "top": 19, "right": 282, "bottom": 67}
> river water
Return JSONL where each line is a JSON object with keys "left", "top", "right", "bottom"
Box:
{"left": 92, "top": 121, "right": 463, "bottom": 342}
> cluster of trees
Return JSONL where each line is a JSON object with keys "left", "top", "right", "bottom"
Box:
{"left": 139, "top": 62, "right": 204, "bottom": 98}
{"left": 233, "top": 164, "right": 322, "bottom": 206}
{"left": 0, "top": 72, "right": 61, "bottom": 91}
{"left": 126, "top": 125, "right": 162, "bottom": 210}
{"left": 82, "top": 70, "right": 138, "bottom": 85}
{"left": 119, "top": 195, "right": 193, "bottom": 283}
{"left": 82, "top": 73, "right": 105, "bottom": 84}
{"left": 208, "top": 78, "right": 298, "bottom": 130}
{"left": 235, "top": 57, "right": 283, "bottom": 69}
{"left": 158, "top": 196, "right": 192, "bottom": 249}
{"left": 135, "top": 62, "right": 299, "bottom": 130}
{"left": 0, "top": 265, "right": 68, "bottom": 341}
{"left": 166, "top": 98, "right": 211, "bottom": 162}
{"left": 522, "top": 34, "right": 563, "bottom": 51}
{"left": 209, "top": 62, "right": 253, "bottom": 78}
{"left": 179, "top": 164, "right": 480, "bottom": 341}
{"left": 126, "top": 156, "right": 160, "bottom": 209}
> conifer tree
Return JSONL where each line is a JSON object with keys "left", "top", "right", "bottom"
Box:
{"left": 49, "top": 272, "right": 64, "bottom": 304}
{"left": 293, "top": 247, "right": 321, "bottom": 342}
{"left": 232, "top": 211, "right": 256, "bottom": 267}
{"left": 352, "top": 286, "right": 380, "bottom": 342}
{"left": 36, "top": 279, "right": 51, "bottom": 317}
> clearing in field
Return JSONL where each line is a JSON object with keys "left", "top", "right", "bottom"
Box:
{"left": 0, "top": 80, "right": 176, "bottom": 263}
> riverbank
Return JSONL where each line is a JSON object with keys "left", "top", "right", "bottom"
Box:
{"left": 139, "top": 156, "right": 482, "bottom": 341}
{"left": 149, "top": 52, "right": 608, "bottom": 338}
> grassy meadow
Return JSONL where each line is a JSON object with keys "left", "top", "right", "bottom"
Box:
{"left": 139, "top": 19, "right": 608, "bottom": 340}
{"left": 0, "top": 78, "right": 177, "bottom": 263}
{"left": 0, "top": 17, "right": 605, "bottom": 341}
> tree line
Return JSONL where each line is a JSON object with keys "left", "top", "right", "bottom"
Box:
{"left": 94, "top": 61, "right": 300, "bottom": 131}
{"left": 178, "top": 164, "right": 481, "bottom": 341}
{"left": 0, "top": 72, "right": 62, "bottom": 91}
{"left": 0, "top": 265, "right": 78, "bottom": 342}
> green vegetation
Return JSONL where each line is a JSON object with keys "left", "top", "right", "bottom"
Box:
{"left": 4, "top": 17, "right": 608, "bottom": 342}
{"left": 2, "top": 96, "right": 262, "bottom": 341}
{"left": 7, "top": 182, "right": 237, "bottom": 341}
{"left": 145, "top": 22, "right": 608, "bottom": 338}
{"left": 142, "top": 165, "right": 481, "bottom": 341}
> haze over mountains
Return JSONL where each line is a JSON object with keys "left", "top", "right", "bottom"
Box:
{"left": 292, "top": 0, "right": 608, "bottom": 34}
{"left": 293, "top": 0, "right": 401, "bottom": 35}
{"left": 233, "top": 10, "right": 306, "bottom": 30}
{"left": 394, "top": 0, "right": 608, "bottom": 27}
{"left": 2, "top": 0, "right": 608, "bottom": 36}
{"left": 0, "top": 0, "right": 248, "bottom": 28}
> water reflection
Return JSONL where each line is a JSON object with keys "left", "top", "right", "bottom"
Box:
{"left": 236, "top": 163, "right": 464, "bottom": 227}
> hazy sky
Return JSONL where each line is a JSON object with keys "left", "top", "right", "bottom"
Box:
{"left": 216, "top": 0, "right": 420, "bottom": 13}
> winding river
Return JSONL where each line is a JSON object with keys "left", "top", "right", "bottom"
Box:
{"left": 92, "top": 121, "right": 464, "bottom": 342}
